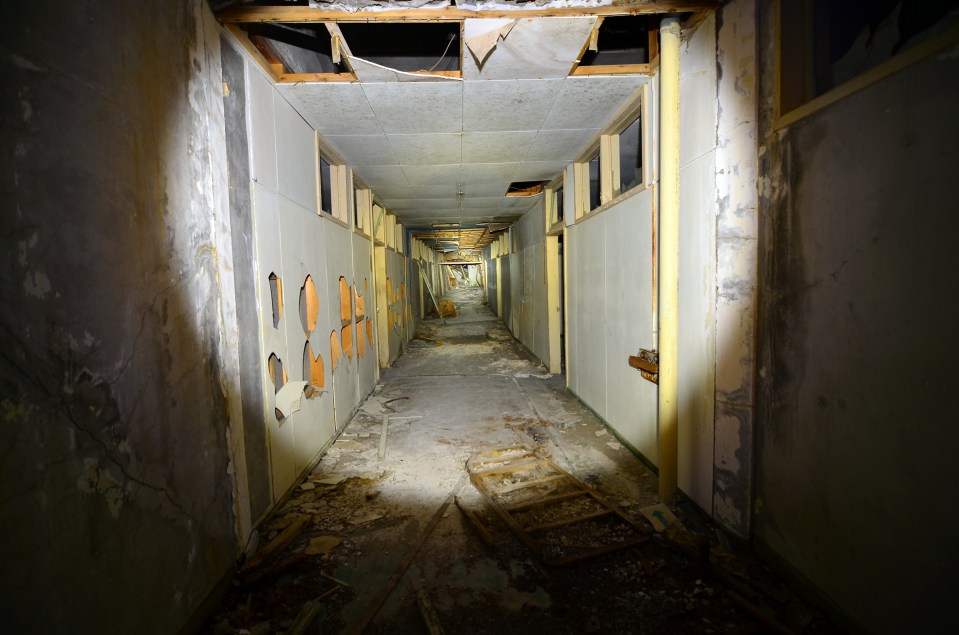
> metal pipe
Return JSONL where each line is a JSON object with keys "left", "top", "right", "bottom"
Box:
{"left": 657, "top": 16, "right": 681, "bottom": 502}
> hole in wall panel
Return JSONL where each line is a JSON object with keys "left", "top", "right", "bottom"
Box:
{"left": 303, "top": 341, "right": 325, "bottom": 397}
{"left": 339, "top": 276, "right": 352, "bottom": 323}
{"left": 330, "top": 330, "right": 341, "bottom": 372}
{"left": 269, "top": 273, "right": 283, "bottom": 329}
{"left": 342, "top": 324, "right": 354, "bottom": 362}
{"left": 300, "top": 274, "right": 319, "bottom": 336}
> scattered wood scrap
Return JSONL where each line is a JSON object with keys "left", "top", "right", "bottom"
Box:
{"left": 467, "top": 446, "right": 650, "bottom": 566}
{"left": 454, "top": 495, "right": 493, "bottom": 545}
{"left": 239, "top": 514, "right": 311, "bottom": 575}
{"left": 416, "top": 590, "right": 447, "bottom": 635}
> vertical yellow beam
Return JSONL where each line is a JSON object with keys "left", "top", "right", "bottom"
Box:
{"left": 658, "top": 16, "right": 681, "bottom": 502}
{"left": 545, "top": 235, "right": 562, "bottom": 374}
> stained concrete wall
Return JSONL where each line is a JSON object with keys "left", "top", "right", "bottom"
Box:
{"left": 0, "top": 2, "right": 240, "bottom": 632}
{"left": 754, "top": 4, "right": 959, "bottom": 631}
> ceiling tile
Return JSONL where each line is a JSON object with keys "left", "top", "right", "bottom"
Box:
{"left": 325, "top": 134, "right": 396, "bottom": 166}
{"left": 501, "top": 196, "right": 541, "bottom": 210}
{"left": 368, "top": 184, "right": 413, "bottom": 199}
{"left": 461, "top": 196, "right": 508, "bottom": 209}
{"left": 462, "top": 131, "right": 537, "bottom": 163}
{"left": 353, "top": 165, "right": 408, "bottom": 188}
{"left": 514, "top": 160, "right": 569, "bottom": 181}
{"left": 463, "top": 17, "right": 597, "bottom": 80}
{"left": 401, "top": 165, "right": 462, "bottom": 188}
{"left": 542, "top": 75, "right": 647, "bottom": 130}
{"left": 464, "top": 180, "right": 510, "bottom": 197}
{"left": 388, "top": 133, "right": 462, "bottom": 165}
{"left": 525, "top": 128, "right": 599, "bottom": 161}
{"left": 463, "top": 79, "right": 564, "bottom": 132}
{"left": 409, "top": 182, "right": 462, "bottom": 199}
{"left": 388, "top": 198, "right": 462, "bottom": 210}
{"left": 362, "top": 82, "right": 463, "bottom": 133}
{"left": 277, "top": 83, "right": 380, "bottom": 136}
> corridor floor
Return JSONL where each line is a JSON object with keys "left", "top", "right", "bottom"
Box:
{"left": 205, "top": 287, "right": 836, "bottom": 634}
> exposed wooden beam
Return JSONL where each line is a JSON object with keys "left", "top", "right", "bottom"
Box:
{"left": 217, "top": 2, "right": 717, "bottom": 24}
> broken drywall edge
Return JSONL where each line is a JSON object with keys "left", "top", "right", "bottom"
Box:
{"left": 465, "top": 19, "right": 517, "bottom": 67}
{"left": 275, "top": 380, "right": 309, "bottom": 419}
{"left": 308, "top": 0, "right": 615, "bottom": 13}
{"left": 348, "top": 55, "right": 463, "bottom": 82}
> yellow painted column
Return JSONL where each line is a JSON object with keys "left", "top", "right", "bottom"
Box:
{"left": 658, "top": 16, "right": 681, "bottom": 502}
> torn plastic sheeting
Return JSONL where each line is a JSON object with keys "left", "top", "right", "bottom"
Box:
{"left": 275, "top": 380, "right": 309, "bottom": 419}
{"left": 309, "top": 0, "right": 449, "bottom": 10}
{"left": 465, "top": 18, "right": 517, "bottom": 67}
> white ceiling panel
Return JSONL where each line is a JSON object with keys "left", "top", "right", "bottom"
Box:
{"left": 409, "top": 182, "right": 462, "bottom": 199}
{"left": 388, "top": 133, "right": 462, "bottom": 165}
{"left": 462, "top": 131, "right": 537, "bottom": 163}
{"left": 325, "top": 134, "right": 396, "bottom": 166}
{"left": 362, "top": 82, "right": 463, "bottom": 133}
{"left": 500, "top": 196, "right": 541, "bottom": 210}
{"left": 353, "top": 165, "right": 408, "bottom": 188}
{"left": 463, "top": 17, "right": 597, "bottom": 80}
{"left": 514, "top": 160, "right": 570, "bottom": 181}
{"left": 463, "top": 79, "right": 564, "bottom": 132}
{"left": 388, "top": 198, "right": 463, "bottom": 210}
{"left": 401, "top": 164, "right": 462, "bottom": 187}
{"left": 543, "top": 75, "right": 647, "bottom": 130}
{"left": 463, "top": 180, "right": 511, "bottom": 197}
{"left": 525, "top": 128, "right": 599, "bottom": 161}
{"left": 368, "top": 184, "right": 413, "bottom": 199}
{"left": 278, "top": 83, "right": 381, "bottom": 136}
{"left": 461, "top": 196, "right": 508, "bottom": 209}
{"left": 467, "top": 162, "right": 521, "bottom": 182}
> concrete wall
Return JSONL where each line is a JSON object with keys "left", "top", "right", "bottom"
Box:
{"left": 0, "top": 2, "right": 240, "bottom": 632}
{"left": 754, "top": 4, "right": 959, "bottom": 631}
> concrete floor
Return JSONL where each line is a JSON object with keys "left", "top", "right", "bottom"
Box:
{"left": 206, "top": 287, "right": 836, "bottom": 634}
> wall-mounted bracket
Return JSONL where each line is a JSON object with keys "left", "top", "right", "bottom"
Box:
{"left": 628, "top": 349, "right": 658, "bottom": 384}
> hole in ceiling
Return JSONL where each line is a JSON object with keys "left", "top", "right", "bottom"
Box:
{"left": 244, "top": 23, "right": 350, "bottom": 74}
{"left": 579, "top": 16, "right": 654, "bottom": 67}
{"left": 506, "top": 181, "right": 548, "bottom": 197}
{"left": 337, "top": 23, "right": 461, "bottom": 72}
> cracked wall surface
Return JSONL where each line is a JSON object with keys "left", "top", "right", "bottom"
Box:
{"left": 0, "top": 1, "right": 238, "bottom": 632}
{"left": 754, "top": 2, "right": 959, "bottom": 631}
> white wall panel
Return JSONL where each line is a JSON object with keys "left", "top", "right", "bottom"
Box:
{"left": 278, "top": 198, "right": 334, "bottom": 473}
{"left": 603, "top": 191, "right": 658, "bottom": 462}
{"left": 247, "top": 66, "right": 277, "bottom": 191}
{"left": 352, "top": 232, "right": 377, "bottom": 401}
{"left": 251, "top": 183, "right": 292, "bottom": 501}
{"left": 569, "top": 214, "right": 608, "bottom": 420}
{"left": 324, "top": 221, "right": 358, "bottom": 427}
{"left": 274, "top": 92, "right": 317, "bottom": 213}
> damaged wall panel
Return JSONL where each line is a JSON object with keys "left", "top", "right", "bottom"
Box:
{"left": 352, "top": 231, "right": 377, "bottom": 400}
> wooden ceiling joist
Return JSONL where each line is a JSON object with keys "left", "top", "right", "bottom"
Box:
{"left": 217, "top": 2, "right": 718, "bottom": 24}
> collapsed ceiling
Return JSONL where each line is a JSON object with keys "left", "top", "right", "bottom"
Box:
{"left": 220, "top": 2, "right": 691, "bottom": 249}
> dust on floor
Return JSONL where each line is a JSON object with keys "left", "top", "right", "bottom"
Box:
{"left": 205, "top": 287, "right": 837, "bottom": 635}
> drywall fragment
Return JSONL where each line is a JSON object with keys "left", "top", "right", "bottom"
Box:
{"left": 378, "top": 414, "right": 389, "bottom": 460}
{"left": 640, "top": 503, "right": 684, "bottom": 533}
{"left": 465, "top": 18, "right": 517, "bottom": 67}
{"left": 275, "top": 381, "right": 309, "bottom": 419}
{"left": 304, "top": 536, "right": 341, "bottom": 555}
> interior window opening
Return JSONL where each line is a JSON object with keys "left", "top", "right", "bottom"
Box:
{"left": 556, "top": 186, "right": 565, "bottom": 223}
{"left": 579, "top": 16, "right": 653, "bottom": 67}
{"left": 588, "top": 154, "right": 601, "bottom": 211}
{"left": 319, "top": 156, "right": 333, "bottom": 215}
{"left": 337, "top": 23, "right": 461, "bottom": 73}
{"left": 779, "top": 0, "right": 959, "bottom": 115}
{"left": 243, "top": 23, "right": 350, "bottom": 74}
{"left": 618, "top": 116, "right": 643, "bottom": 194}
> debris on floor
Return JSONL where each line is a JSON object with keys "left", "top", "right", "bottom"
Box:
{"left": 203, "top": 287, "right": 837, "bottom": 635}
